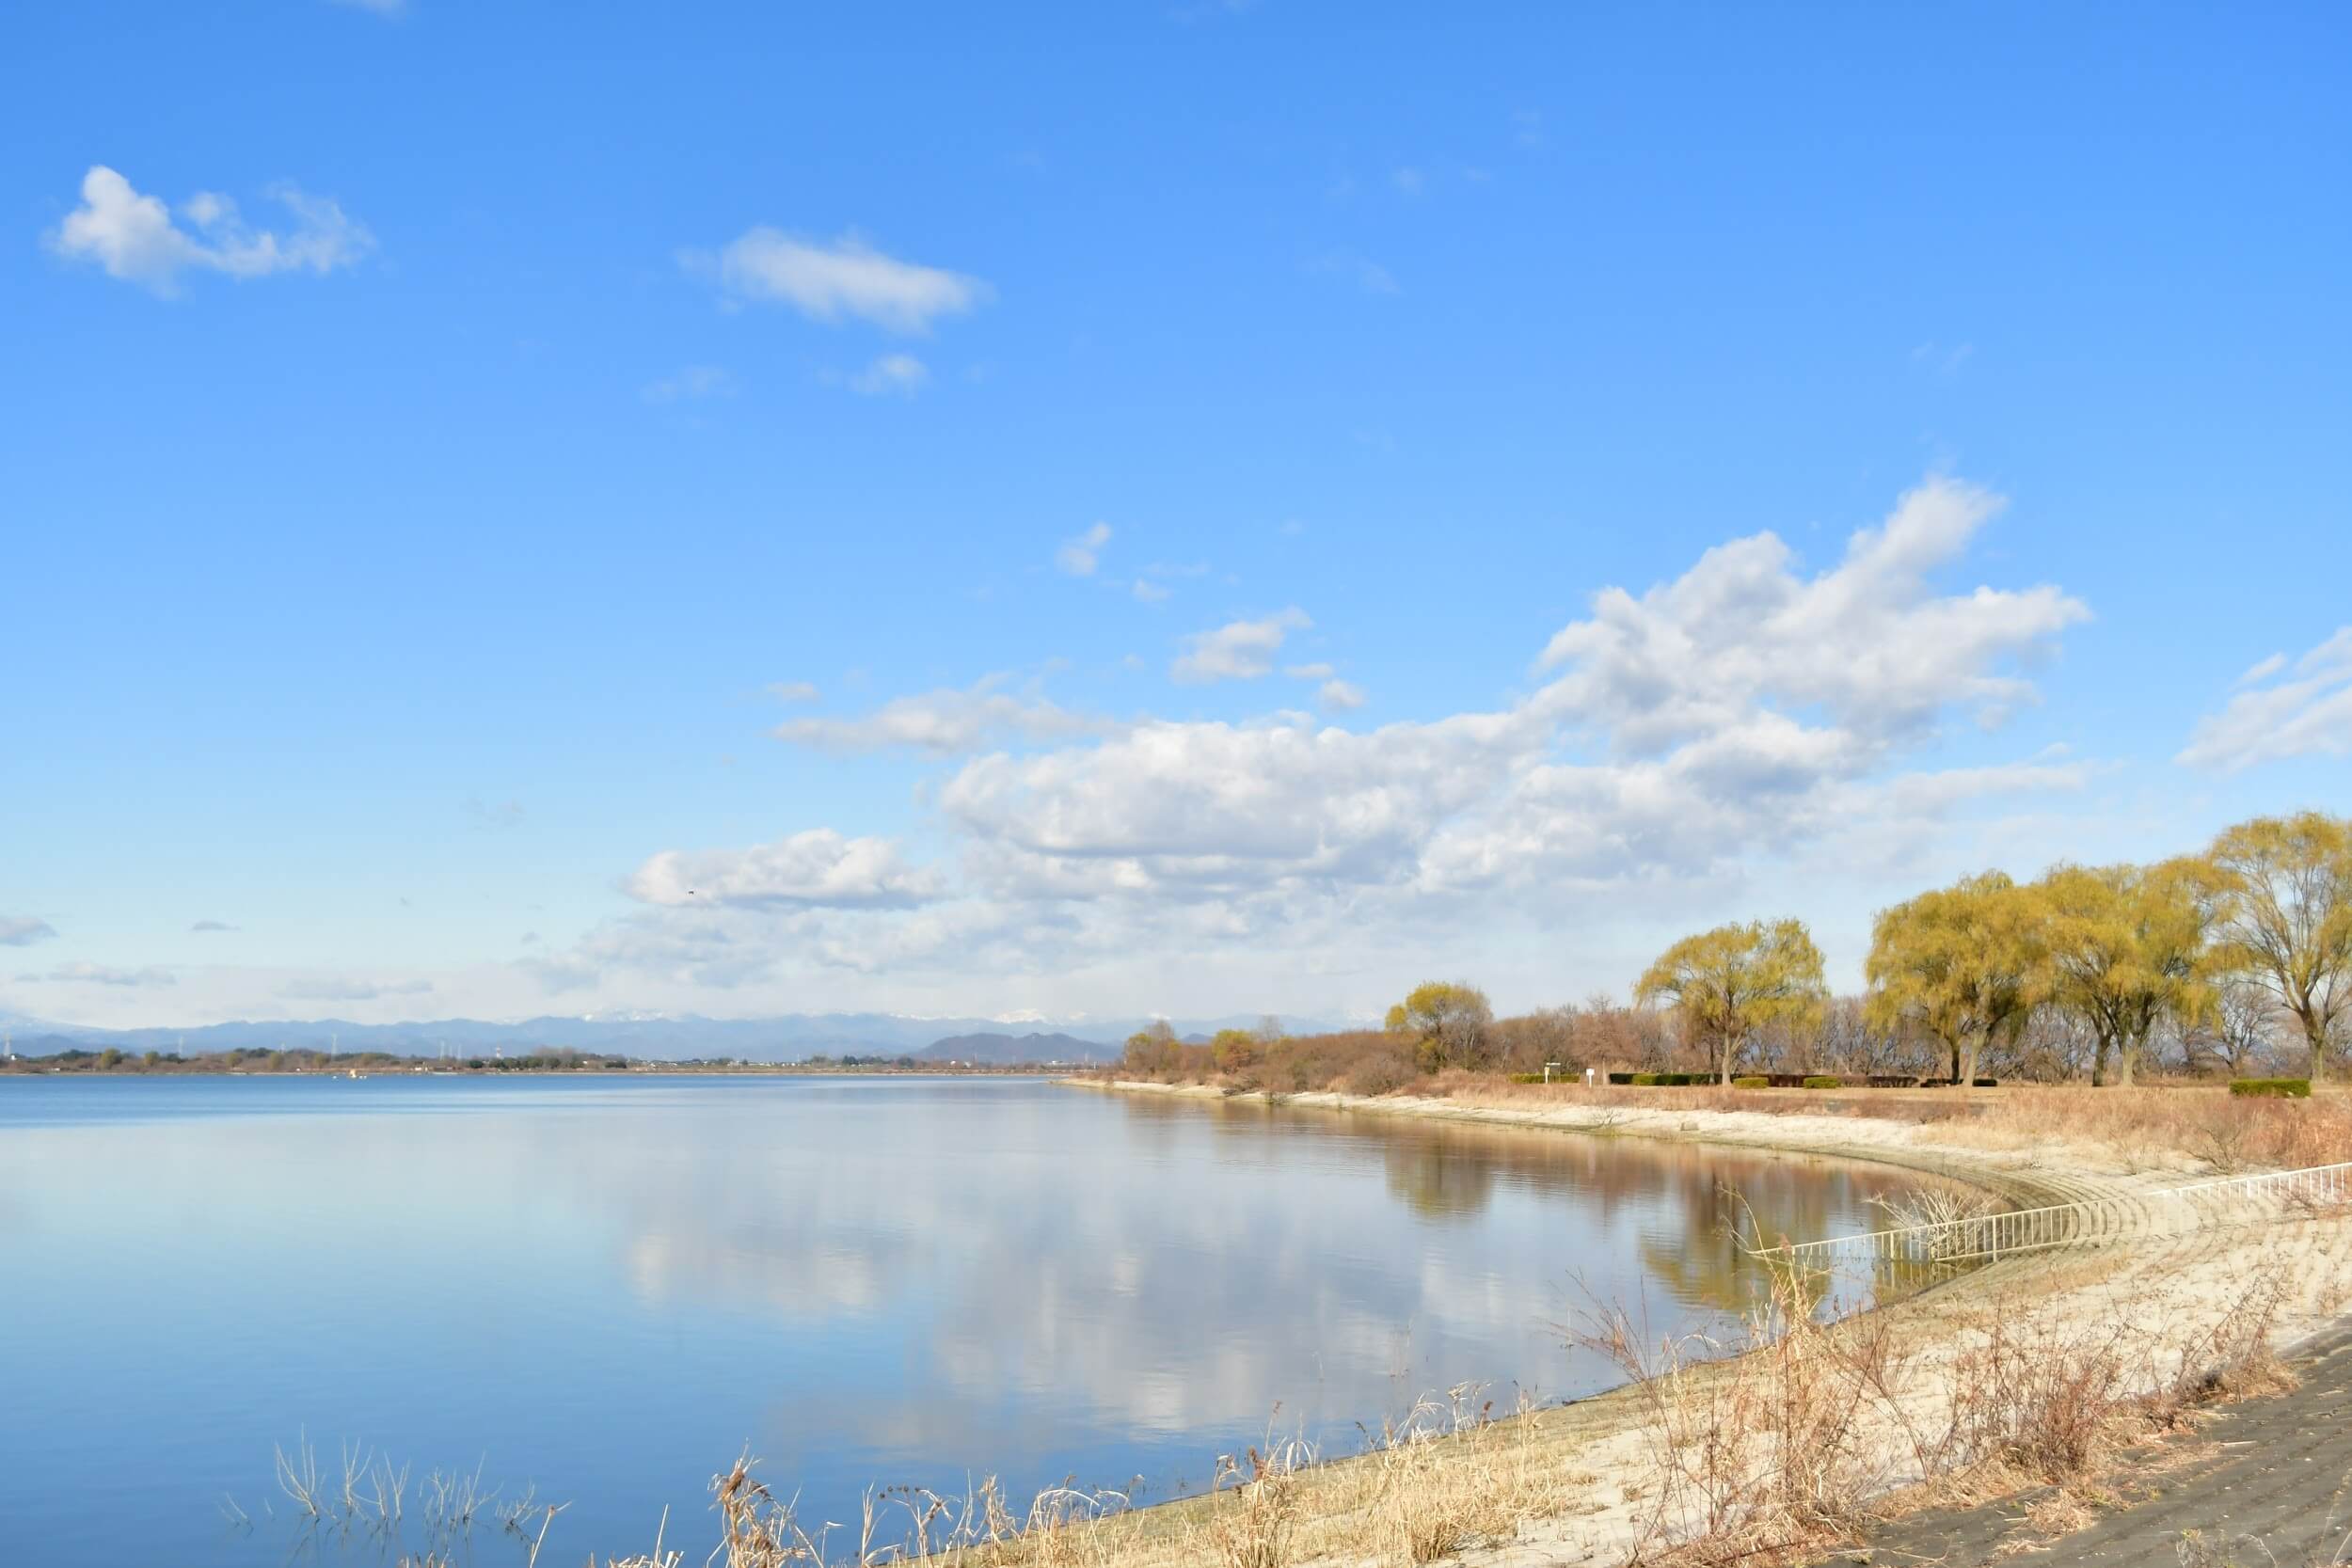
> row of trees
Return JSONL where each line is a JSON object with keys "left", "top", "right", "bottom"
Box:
{"left": 1632, "top": 811, "right": 2352, "bottom": 1086}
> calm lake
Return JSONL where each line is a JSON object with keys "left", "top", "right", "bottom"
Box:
{"left": 0, "top": 1074, "right": 1947, "bottom": 1563}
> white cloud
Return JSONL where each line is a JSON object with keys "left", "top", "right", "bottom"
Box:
{"left": 2177, "top": 626, "right": 2352, "bottom": 772}
{"left": 510, "top": 476, "right": 2096, "bottom": 1014}
{"left": 627, "top": 830, "right": 942, "bottom": 910}
{"left": 189, "top": 920, "right": 238, "bottom": 934}
{"left": 1057, "top": 522, "right": 1112, "bottom": 577}
{"left": 939, "top": 709, "right": 1543, "bottom": 902}
{"left": 1173, "top": 608, "right": 1312, "bottom": 683}
{"left": 0, "top": 916, "right": 56, "bottom": 947}
{"left": 939, "top": 478, "right": 2083, "bottom": 906}
{"left": 642, "top": 365, "right": 737, "bottom": 404}
{"left": 49, "top": 166, "right": 373, "bottom": 295}
{"left": 1318, "top": 678, "right": 1367, "bottom": 712}
{"left": 693, "top": 229, "right": 988, "bottom": 334}
{"left": 30, "top": 961, "right": 175, "bottom": 989}
{"left": 774, "top": 681, "right": 1105, "bottom": 755}
{"left": 767, "top": 681, "right": 821, "bottom": 704}
{"left": 850, "top": 353, "right": 929, "bottom": 396}
{"left": 1534, "top": 477, "right": 2086, "bottom": 754}
{"left": 277, "top": 976, "right": 434, "bottom": 1002}
{"left": 1132, "top": 579, "right": 1171, "bottom": 603}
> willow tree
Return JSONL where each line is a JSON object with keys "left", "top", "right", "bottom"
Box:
{"left": 2205, "top": 812, "right": 2352, "bottom": 1082}
{"left": 1634, "top": 919, "right": 1828, "bottom": 1085}
{"left": 1385, "top": 980, "right": 1494, "bottom": 1072}
{"left": 1865, "top": 870, "right": 2041, "bottom": 1088}
{"left": 2034, "top": 859, "right": 2216, "bottom": 1087}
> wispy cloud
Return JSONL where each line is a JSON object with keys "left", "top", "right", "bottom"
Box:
{"left": 1173, "top": 608, "right": 1312, "bottom": 683}
{"left": 775, "top": 680, "right": 1107, "bottom": 755}
{"left": 850, "top": 353, "right": 928, "bottom": 396}
{"left": 30, "top": 961, "right": 174, "bottom": 989}
{"left": 1057, "top": 522, "right": 1112, "bottom": 577}
{"left": 628, "top": 829, "right": 942, "bottom": 910}
{"left": 2176, "top": 627, "right": 2352, "bottom": 772}
{"left": 1317, "top": 679, "right": 1367, "bottom": 712}
{"left": 0, "top": 916, "right": 57, "bottom": 947}
{"left": 690, "top": 229, "right": 989, "bottom": 334}
{"left": 641, "top": 365, "right": 737, "bottom": 404}
{"left": 189, "top": 919, "right": 238, "bottom": 934}
{"left": 767, "top": 681, "right": 821, "bottom": 704}
{"left": 48, "top": 166, "right": 373, "bottom": 295}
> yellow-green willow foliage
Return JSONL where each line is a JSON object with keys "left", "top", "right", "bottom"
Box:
{"left": 1634, "top": 919, "right": 1827, "bottom": 1085}
{"left": 1865, "top": 871, "right": 2042, "bottom": 1088}
{"left": 2032, "top": 858, "right": 2218, "bottom": 1088}
{"left": 1383, "top": 980, "right": 1495, "bottom": 1071}
{"left": 2204, "top": 811, "right": 2352, "bottom": 1082}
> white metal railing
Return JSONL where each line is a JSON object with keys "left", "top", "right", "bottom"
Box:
{"left": 1761, "top": 1159, "right": 2352, "bottom": 1269}
{"left": 2156, "top": 1160, "right": 2352, "bottom": 1205}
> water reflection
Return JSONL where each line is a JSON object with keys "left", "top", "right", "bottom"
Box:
{"left": 0, "top": 1076, "right": 1968, "bottom": 1568}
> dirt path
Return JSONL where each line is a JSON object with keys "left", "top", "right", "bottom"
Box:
{"left": 1813, "top": 1320, "right": 2352, "bottom": 1567}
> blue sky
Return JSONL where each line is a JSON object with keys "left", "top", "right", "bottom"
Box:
{"left": 5, "top": 1, "right": 2348, "bottom": 1029}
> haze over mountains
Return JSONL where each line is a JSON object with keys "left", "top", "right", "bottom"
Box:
{"left": 0, "top": 1010, "right": 1346, "bottom": 1064}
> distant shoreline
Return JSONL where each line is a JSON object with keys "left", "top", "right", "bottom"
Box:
{"left": 0, "top": 1060, "right": 1073, "bottom": 1079}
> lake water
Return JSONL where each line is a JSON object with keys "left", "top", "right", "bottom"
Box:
{"left": 0, "top": 1074, "right": 1948, "bottom": 1563}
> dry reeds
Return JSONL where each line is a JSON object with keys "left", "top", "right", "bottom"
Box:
{"left": 1564, "top": 1257, "right": 2301, "bottom": 1565}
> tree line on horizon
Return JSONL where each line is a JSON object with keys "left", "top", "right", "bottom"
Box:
{"left": 1122, "top": 810, "right": 2352, "bottom": 1091}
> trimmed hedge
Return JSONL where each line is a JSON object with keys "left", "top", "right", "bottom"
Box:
{"left": 1629, "top": 1071, "right": 1660, "bottom": 1085}
{"left": 2230, "top": 1078, "right": 2313, "bottom": 1099}
{"left": 1732, "top": 1075, "right": 1770, "bottom": 1089}
{"left": 1803, "top": 1075, "right": 1844, "bottom": 1090}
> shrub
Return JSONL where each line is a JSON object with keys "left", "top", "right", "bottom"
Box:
{"left": 1343, "top": 1055, "right": 1415, "bottom": 1097}
{"left": 1630, "top": 1072, "right": 1661, "bottom": 1086}
{"left": 1732, "top": 1075, "right": 1771, "bottom": 1089}
{"left": 1803, "top": 1075, "right": 1843, "bottom": 1089}
{"left": 2230, "top": 1078, "right": 2312, "bottom": 1099}
{"left": 1606, "top": 1071, "right": 1637, "bottom": 1085}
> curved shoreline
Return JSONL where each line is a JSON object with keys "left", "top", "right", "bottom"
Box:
{"left": 1045, "top": 1078, "right": 2351, "bottom": 1566}
{"left": 1073, "top": 1076, "right": 2094, "bottom": 1198}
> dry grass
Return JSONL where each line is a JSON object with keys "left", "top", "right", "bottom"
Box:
{"left": 1401, "top": 1075, "right": 2352, "bottom": 1174}
{"left": 1553, "top": 1257, "right": 2298, "bottom": 1566}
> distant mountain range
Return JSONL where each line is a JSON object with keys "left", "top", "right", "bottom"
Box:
{"left": 0, "top": 1009, "right": 1343, "bottom": 1064}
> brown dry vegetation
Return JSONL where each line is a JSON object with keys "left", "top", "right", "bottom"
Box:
{"left": 1107, "top": 1036, "right": 2352, "bottom": 1174}
{"left": 552, "top": 1255, "right": 2303, "bottom": 1568}
{"left": 1562, "top": 1260, "right": 2296, "bottom": 1567}
{"left": 1397, "top": 1075, "right": 2352, "bottom": 1174}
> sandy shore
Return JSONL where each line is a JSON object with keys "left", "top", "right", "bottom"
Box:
{"left": 1060, "top": 1078, "right": 2352, "bottom": 1567}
